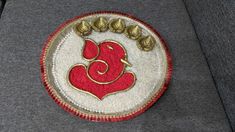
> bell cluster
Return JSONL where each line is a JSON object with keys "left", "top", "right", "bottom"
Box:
{"left": 74, "top": 17, "right": 156, "bottom": 51}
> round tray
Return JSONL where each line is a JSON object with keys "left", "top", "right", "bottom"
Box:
{"left": 40, "top": 11, "right": 172, "bottom": 122}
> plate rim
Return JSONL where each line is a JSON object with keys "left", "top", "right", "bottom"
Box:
{"left": 40, "top": 11, "right": 173, "bottom": 122}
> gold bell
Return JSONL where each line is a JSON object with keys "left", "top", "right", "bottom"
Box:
{"left": 125, "top": 25, "right": 142, "bottom": 40}
{"left": 75, "top": 20, "right": 92, "bottom": 36}
{"left": 137, "top": 35, "right": 156, "bottom": 51}
{"left": 92, "top": 17, "right": 109, "bottom": 32}
{"left": 109, "top": 18, "right": 126, "bottom": 33}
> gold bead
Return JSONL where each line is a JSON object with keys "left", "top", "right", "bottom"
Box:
{"left": 137, "top": 35, "right": 156, "bottom": 51}
{"left": 109, "top": 18, "right": 126, "bottom": 33}
{"left": 92, "top": 17, "right": 109, "bottom": 32}
{"left": 75, "top": 20, "right": 92, "bottom": 36}
{"left": 124, "top": 25, "right": 142, "bottom": 40}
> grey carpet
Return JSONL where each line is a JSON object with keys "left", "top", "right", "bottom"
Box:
{"left": 184, "top": 0, "right": 235, "bottom": 130}
{"left": 0, "top": 0, "right": 232, "bottom": 131}
{"left": 0, "top": 0, "right": 3, "bottom": 17}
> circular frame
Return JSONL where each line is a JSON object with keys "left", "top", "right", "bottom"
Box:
{"left": 40, "top": 11, "right": 172, "bottom": 122}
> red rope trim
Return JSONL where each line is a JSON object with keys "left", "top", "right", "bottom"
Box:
{"left": 40, "top": 11, "right": 173, "bottom": 122}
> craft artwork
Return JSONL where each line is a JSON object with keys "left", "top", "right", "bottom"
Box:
{"left": 40, "top": 12, "right": 172, "bottom": 122}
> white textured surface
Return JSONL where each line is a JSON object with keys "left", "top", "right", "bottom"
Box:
{"left": 51, "top": 14, "right": 167, "bottom": 114}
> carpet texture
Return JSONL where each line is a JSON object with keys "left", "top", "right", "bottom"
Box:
{"left": 184, "top": 0, "right": 235, "bottom": 130}
{"left": 0, "top": 0, "right": 3, "bottom": 17}
{"left": 0, "top": 0, "right": 232, "bottom": 131}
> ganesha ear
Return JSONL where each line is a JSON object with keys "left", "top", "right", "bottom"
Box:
{"left": 82, "top": 39, "right": 99, "bottom": 61}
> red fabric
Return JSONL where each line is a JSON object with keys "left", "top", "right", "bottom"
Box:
{"left": 69, "top": 40, "right": 135, "bottom": 99}
{"left": 69, "top": 65, "right": 135, "bottom": 99}
{"left": 88, "top": 41, "right": 125, "bottom": 83}
{"left": 83, "top": 39, "right": 99, "bottom": 60}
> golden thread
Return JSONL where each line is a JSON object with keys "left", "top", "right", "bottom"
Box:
{"left": 81, "top": 38, "right": 100, "bottom": 62}
{"left": 107, "top": 45, "right": 114, "bottom": 50}
{"left": 120, "top": 58, "right": 132, "bottom": 67}
{"left": 67, "top": 63, "right": 137, "bottom": 100}
{"left": 83, "top": 39, "right": 132, "bottom": 85}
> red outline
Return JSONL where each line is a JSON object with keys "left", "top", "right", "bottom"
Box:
{"left": 40, "top": 11, "right": 173, "bottom": 122}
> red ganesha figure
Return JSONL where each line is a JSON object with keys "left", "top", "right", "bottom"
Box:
{"left": 69, "top": 39, "right": 136, "bottom": 99}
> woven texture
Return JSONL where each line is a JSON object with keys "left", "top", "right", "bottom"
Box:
{"left": 184, "top": 0, "right": 235, "bottom": 130}
{"left": 0, "top": 0, "right": 232, "bottom": 131}
{"left": 0, "top": 0, "right": 3, "bottom": 17}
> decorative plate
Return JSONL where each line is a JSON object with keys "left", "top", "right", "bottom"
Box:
{"left": 40, "top": 11, "right": 172, "bottom": 122}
